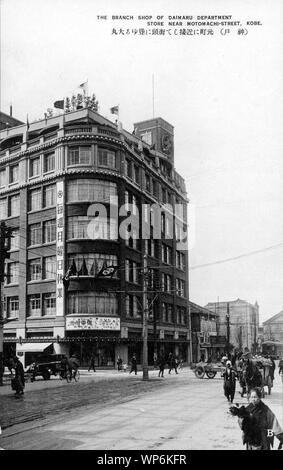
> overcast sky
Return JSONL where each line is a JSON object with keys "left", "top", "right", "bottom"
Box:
{"left": 1, "top": 0, "right": 283, "bottom": 323}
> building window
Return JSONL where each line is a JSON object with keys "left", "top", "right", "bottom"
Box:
{"left": 28, "top": 258, "right": 42, "bottom": 281}
{"left": 67, "top": 179, "right": 117, "bottom": 203}
{"left": 9, "top": 229, "right": 19, "bottom": 251}
{"left": 43, "top": 152, "right": 55, "bottom": 173}
{"left": 67, "top": 215, "right": 117, "bottom": 240}
{"left": 67, "top": 146, "right": 91, "bottom": 166}
{"left": 162, "top": 244, "right": 172, "bottom": 264}
{"left": 140, "top": 131, "right": 152, "bottom": 146}
{"left": 28, "top": 294, "right": 41, "bottom": 317}
{"left": 162, "top": 303, "right": 173, "bottom": 323}
{"left": 125, "top": 158, "right": 132, "bottom": 178}
{"left": 28, "top": 223, "right": 41, "bottom": 246}
{"left": 30, "top": 157, "right": 41, "bottom": 177}
{"left": 29, "top": 188, "right": 42, "bottom": 211}
{"left": 133, "top": 165, "right": 139, "bottom": 184}
{"left": 145, "top": 174, "right": 150, "bottom": 192}
{"left": 176, "top": 278, "right": 185, "bottom": 297}
{"left": 0, "top": 169, "right": 6, "bottom": 188}
{"left": 6, "top": 262, "right": 19, "bottom": 284}
{"left": 152, "top": 180, "right": 158, "bottom": 198}
{"left": 0, "top": 198, "right": 7, "bottom": 219}
{"left": 98, "top": 149, "right": 116, "bottom": 168}
{"left": 162, "top": 273, "right": 172, "bottom": 293}
{"left": 67, "top": 254, "right": 118, "bottom": 278}
{"left": 176, "top": 251, "right": 185, "bottom": 270}
{"left": 9, "top": 165, "right": 19, "bottom": 184}
{"left": 125, "top": 260, "right": 140, "bottom": 284}
{"left": 43, "top": 293, "right": 56, "bottom": 316}
{"left": 43, "top": 220, "right": 56, "bottom": 243}
{"left": 7, "top": 296, "right": 19, "bottom": 319}
{"left": 43, "top": 184, "right": 56, "bottom": 208}
{"left": 43, "top": 256, "right": 56, "bottom": 280}
{"left": 68, "top": 292, "right": 118, "bottom": 315}
{"left": 8, "top": 194, "right": 20, "bottom": 217}
{"left": 126, "top": 294, "right": 141, "bottom": 318}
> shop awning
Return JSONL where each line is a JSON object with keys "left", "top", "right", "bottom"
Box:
{"left": 17, "top": 342, "right": 53, "bottom": 353}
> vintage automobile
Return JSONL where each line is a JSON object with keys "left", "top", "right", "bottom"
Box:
{"left": 25, "top": 354, "right": 67, "bottom": 381}
{"left": 194, "top": 361, "right": 226, "bottom": 379}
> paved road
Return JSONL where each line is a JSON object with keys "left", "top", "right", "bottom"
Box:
{"left": 1, "top": 368, "right": 282, "bottom": 450}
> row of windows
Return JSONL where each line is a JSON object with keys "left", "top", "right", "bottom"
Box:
{"left": 4, "top": 293, "right": 56, "bottom": 318}
{"left": 161, "top": 304, "right": 186, "bottom": 324}
{"left": 0, "top": 147, "right": 117, "bottom": 189}
{"left": 28, "top": 220, "right": 56, "bottom": 246}
{"left": 5, "top": 293, "right": 186, "bottom": 322}
{"left": 4, "top": 257, "right": 56, "bottom": 284}
{"left": 67, "top": 147, "right": 116, "bottom": 169}
{"left": 27, "top": 256, "right": 56, "bottom": 281}
{"left": 0, "top": 194, "right": 20, "bottom": 218}
{"left": 68, "top": 292, "right": 118, "bottom": 315}
{"left": 67, "top": 179, "right": 117, "bottom": 204}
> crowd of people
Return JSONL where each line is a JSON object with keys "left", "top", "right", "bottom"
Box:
{"left": 220, "top": 351, "right": 283, "bottom": 450}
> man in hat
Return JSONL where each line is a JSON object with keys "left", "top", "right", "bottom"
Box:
{"left": 223, "top": 360, "right": 237, "bottom": 403}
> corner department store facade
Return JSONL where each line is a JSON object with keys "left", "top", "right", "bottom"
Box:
{"left": 0, "top": 108, "right": 189, "bottom": 367}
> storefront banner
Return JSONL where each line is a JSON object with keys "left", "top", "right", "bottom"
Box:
{"left": 66, "top": 316, "right": 120, "bottom": 331}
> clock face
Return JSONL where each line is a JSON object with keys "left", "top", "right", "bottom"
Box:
{"left": 161, "top": 133, "right": 172, "bottom": 154}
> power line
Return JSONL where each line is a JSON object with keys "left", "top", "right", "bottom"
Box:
{"left": 189, "top": 242, "right": 283, "bottom": 271}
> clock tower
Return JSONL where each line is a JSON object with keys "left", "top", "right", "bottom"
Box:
{"left": 133, "top": 117, "right": 174, "bottom": 164}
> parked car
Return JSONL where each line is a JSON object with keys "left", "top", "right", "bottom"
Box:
{"left": 25, "top": 354, "right": 67, "bottom": 381}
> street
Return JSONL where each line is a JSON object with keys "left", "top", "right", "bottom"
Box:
{"left": 1, "top": 367, "right": 282, "bottom": 450}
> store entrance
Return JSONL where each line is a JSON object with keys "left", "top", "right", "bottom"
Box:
{"left": 69, "top": 341, "right": 115, "bottom": 368}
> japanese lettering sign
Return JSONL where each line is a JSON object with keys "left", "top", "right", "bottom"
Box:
{"left": 66, "top": 316, "right": 121, "bottom": 331}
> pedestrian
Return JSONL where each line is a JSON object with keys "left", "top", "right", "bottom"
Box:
{"left": 116, "top": 355, "right": 123, "bottom": 371}
{"left": 279, "top": 356, "right": 283, "bottom": 375}
{"left": 88, "top": 354, "right": 96, "bottom": 372}
{"left": 223, "top": 360, "right": 237, "bottom": 403}
{"left": 129, "top": 354, "right": 137, "bottom": 375}
{"left": 268, "top": 355, "right": 276, "bottom": 381}
{"left": 158, "top": 354, "right": 166, "bottom": 377}
{"left": 168, "top": 352, "right": 178, "bottom": 374}
{"left": 12, "top": 356, "right": 25, "bottom": 398}
{"left": 230, "top": 387, "right": 283, "bottom": 450}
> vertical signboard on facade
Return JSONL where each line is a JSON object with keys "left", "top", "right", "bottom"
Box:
{"left": 56, "top": 180, "right": 64, "bottom": 316}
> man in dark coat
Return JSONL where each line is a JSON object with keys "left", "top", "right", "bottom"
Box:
{"left": 223, "top": 360, "right": 237, "bottom": 403}
{"left": 158, "top": 354, "right": 166, "bottom": 377}
{"left": 88, "top": 354, "right": 96, "bottom": 372}
{"left": 168, "top": 353, "right": 178, "bottom": 374}
{"left": 129, "top": 354, "right": 137, "bottom": 375}
{"left": 13, "top": 356, "right": 25, "bottom": 397}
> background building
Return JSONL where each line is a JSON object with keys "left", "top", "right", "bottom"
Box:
{"left": 189, "top": 301, "right": 226, "bottom": 363}
{"left": 0, "top": 106, "right": 190, "bottom": 368}
{"left": 262, "top": 311, "right": 283, "bottom": 357}
{"left": 205, "top": 298, "right": 260, "bottom": 353}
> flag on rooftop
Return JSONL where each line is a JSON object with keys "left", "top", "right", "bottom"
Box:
{"left": 54, "top": 100, "right": 65, "bottom": 109}
{"left": 110, "top": 105, "right": 119, "bottom": 115}
{"left": 26, "top": 115, "right": 30, "bottom": 130}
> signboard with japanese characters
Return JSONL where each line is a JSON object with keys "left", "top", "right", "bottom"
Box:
{"left": 56, "top": 180, "right": 65, "bottom": 316}
{"left": 66, "top": 316, "right": 121, "bottom": 331}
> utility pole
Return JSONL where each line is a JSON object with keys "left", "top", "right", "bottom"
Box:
{"left": 0, "top": 222, "right": 13, "bottom": 386}
{"left": 226, "top": 302, "right": 230, "bottom": 355}
{"left": 142, "top": 254, "right": 149, "bottom": 380}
